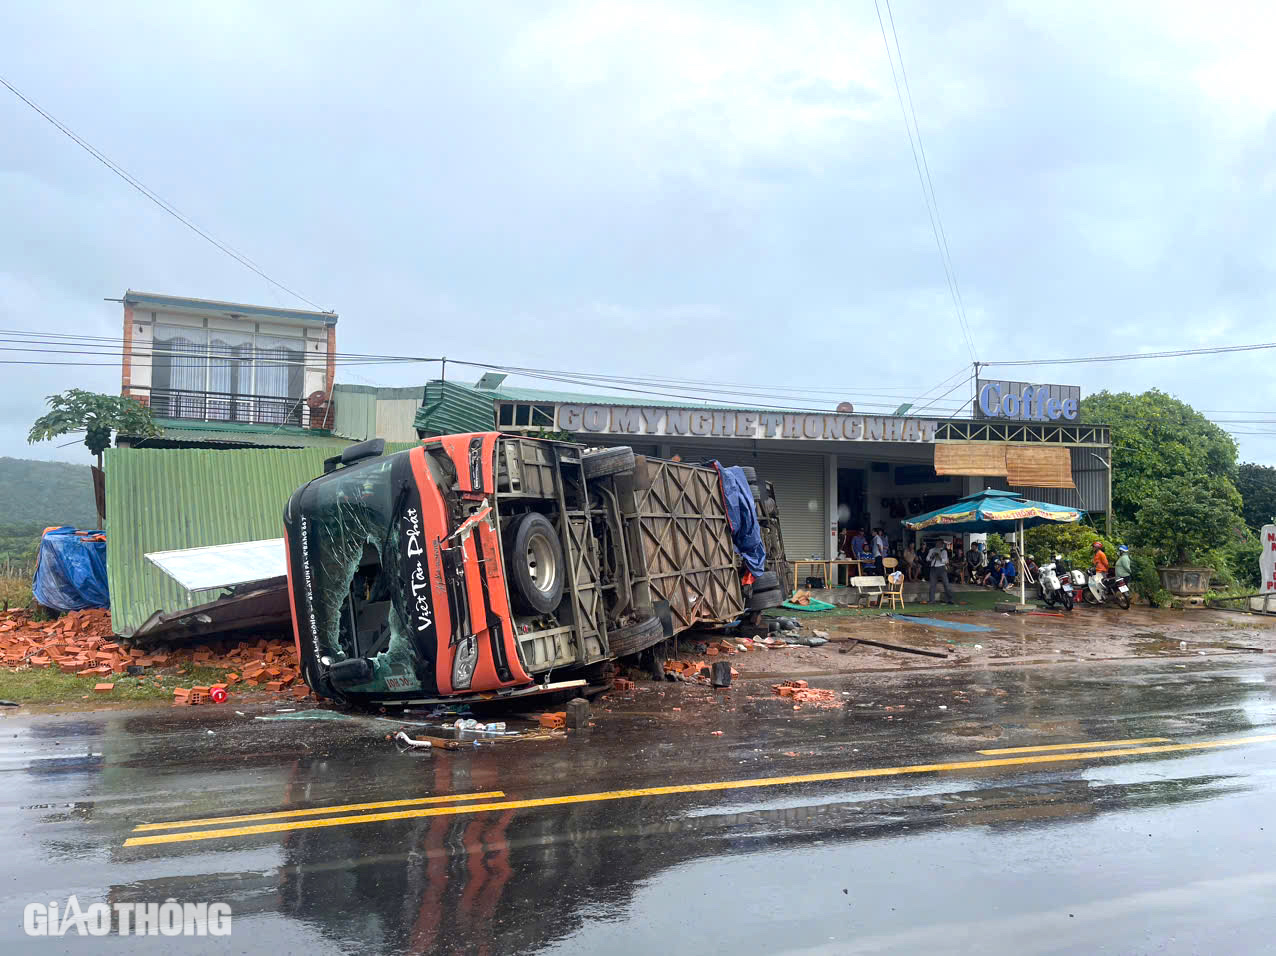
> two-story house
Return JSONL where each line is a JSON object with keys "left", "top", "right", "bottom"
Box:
{"left": 119, "top": 290, "right": 338, "bottom": 446}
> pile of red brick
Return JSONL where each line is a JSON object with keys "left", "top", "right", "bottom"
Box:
{"left": 2, "top": 607, "right": 311, "bottom": 700}
{"left": 772, "top": 679, "right": 842, "bottom": 707}
{"left": 664, "top": 659, "right": 740, "bottom": 683}
{"left": 1, "top": 608, "right": 145, "bottom": 677}
{"left": 195, "top": 636, "right": 305, "bottom": 693}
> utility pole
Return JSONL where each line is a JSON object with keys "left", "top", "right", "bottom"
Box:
{"left": 1106, "top": 448, "right": 1113, "bottom": 539}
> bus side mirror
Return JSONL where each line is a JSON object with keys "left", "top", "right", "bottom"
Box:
{"left": 324, "top": 438, "right": 387, "bottom": 473}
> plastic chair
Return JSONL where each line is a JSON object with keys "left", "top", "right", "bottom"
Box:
{"left": 884, "top": 568, "right": 905, "bottom": 610}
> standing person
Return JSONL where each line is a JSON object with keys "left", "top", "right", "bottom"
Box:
{"left": 926, "top": 539, "right": 954, "bottom": 604}
{"left": 872, "top": 527, "right": 889, "bottom": 577}
{"left": 1114, "top": 544, "right": 1132, "bottom": 580}
{"left": 850, "top": 529, "right": 868, "bottom": 563}
{"left": 966, "top": 542, "right": 983, "bottom": 584}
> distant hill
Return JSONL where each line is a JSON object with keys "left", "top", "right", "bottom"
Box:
{"left": 0, "top": 457, "right": 99, "bottom": 565}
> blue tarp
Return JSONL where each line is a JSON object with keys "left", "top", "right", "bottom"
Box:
{"left": 32, "top": 527, "right": 109, "bottom": 612}
{"left": 714, "top": 463, "right": 767, "bottom": 575}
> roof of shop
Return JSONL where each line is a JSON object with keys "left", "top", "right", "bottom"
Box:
{"left": 126, "top": 420, "right": 356, "bottom": 449}
{"left": 121, "top": 290, "right": 338, "bottom": 325}
{"left": 106, "top": 443, "right": 418, "bottom": 635}
{"left": 414, "top": 379, "right": 500, "bottom": 436}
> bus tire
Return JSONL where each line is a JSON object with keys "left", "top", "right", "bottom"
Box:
{"left": 506, "top": 512, "right": 565, "bottom": 614}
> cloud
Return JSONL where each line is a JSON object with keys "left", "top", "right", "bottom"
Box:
{"left": 1, "top": 0, "right": 1275, "bottom": 464}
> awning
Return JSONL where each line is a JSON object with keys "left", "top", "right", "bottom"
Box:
{"left": 935, "top": 443, "right": 1074, "bottom": 489}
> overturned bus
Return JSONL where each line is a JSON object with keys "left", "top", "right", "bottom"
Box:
{"left": 282, "top": 434, "right": 784, "bottom": 707}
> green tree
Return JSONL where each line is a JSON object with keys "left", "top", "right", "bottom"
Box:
{"left": 1081, "top": 390, "right": 1238, "bottom": 529}
{"left": 1133, "top": 475, "right": 1244, "bottom": 567}
{"left": 27, "top": 390, "right": 161, "bottom": 524}
{"left": 1235, "top": 462, "right": 1276, "bottom": 531}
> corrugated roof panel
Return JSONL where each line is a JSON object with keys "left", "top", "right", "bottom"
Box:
{"left": 105, "top": 443, "right": 420, "bottom": 635}
{"left": 331, "top": 386, "right": 378, "bottom": 441}
{"left": 131, "top": 426, "right": 354, "bottom": 449}
{"left": 414, "top": 380, "right": 496, "bottom": 436}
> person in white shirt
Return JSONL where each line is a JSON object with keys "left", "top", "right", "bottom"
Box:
{"left": 926, "top": 539, "right": 955, "bottom": 604}
{"left": 871, "top": 528, "right": 889, "bottom": 576}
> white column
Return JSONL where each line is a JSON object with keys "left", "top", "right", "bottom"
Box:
{"left": 826, "top": 452, "right": 838, "bottom": 560}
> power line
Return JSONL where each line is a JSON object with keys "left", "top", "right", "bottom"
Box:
{"left": 872, "top": 0, "right": 977, "bottom": 363}
{"left": 0, "top": 75, "right": 329, "bottom": 312}
{"left": 883, "top": 0, "right": 977, "bottom": 361}
{"left": 911, "top": 373, "right": 975, "bottom": 417}
{"left": 985, "top": 340, "right": 1276, "bottom": 367}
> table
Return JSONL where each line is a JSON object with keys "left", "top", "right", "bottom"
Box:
{"left": 790, "top": 559, "right": 864, "bottom": 589}
{"left": 792, "top": 560, "right": 830, "bottom": 589}
{"left": 828, "top": 559, "right": 864, "bottom": 587}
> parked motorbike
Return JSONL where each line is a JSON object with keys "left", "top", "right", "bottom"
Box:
{"left": 1082, "top": 568, "right": 1131, "bottom": 609}
{"left": 1037, "top": 555, "right": 1074, "bottom": 611}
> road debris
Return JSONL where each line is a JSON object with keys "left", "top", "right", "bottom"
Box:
{"left": 772, "top": 680, "right": 842, "bottom": 708}
{"left": 663, "top": 660, "right": 740, "bottom": 683}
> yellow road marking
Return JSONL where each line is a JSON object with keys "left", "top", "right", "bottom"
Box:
{"left": 978, "top": 737, "right": 1170, "bottom": 755}
{"left": 132, "top": 791, "right": 507, "bottom": 832}
{"left": 123, "top": 733, "right": 1276, "bottom": 847}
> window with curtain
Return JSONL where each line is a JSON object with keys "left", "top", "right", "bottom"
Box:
{"left": 148, "top": 323, "right": 307, "bottom": 424}
{"left": 208, "top": 330, "right": 254, "bottom": 421}
{"left": 152, "top": 326, "right": 208, "bottom": 419}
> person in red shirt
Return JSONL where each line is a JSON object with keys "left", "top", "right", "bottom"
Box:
{"left": 1092, "top": 541, "right": 1110, "bottom": 576}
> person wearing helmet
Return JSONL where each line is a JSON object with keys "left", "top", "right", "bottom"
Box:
{"left": 1092, "top": 540, "right": 1110, "bottom": 576}
{"left": 1114, "top": 544, "right": 1132, "bottom": 581}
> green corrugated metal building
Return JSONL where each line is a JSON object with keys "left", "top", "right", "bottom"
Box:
{"left": 106, "top": 443, "right": 417, "bottom": 636}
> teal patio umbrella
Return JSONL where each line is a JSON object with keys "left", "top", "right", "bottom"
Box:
{"left": 903, "top": 488, "right": 1084, "bottom": 604}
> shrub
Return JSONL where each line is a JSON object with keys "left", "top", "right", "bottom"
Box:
{"left": 1133, "top": 475, "right": 1244, "bottom": 566}
{"left": 1129, "top": 555, "right": 1171, "bottom": 607}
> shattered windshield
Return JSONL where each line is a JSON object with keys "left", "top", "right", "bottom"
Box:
{"left": 299, "top": 453, "right": 429, "bottom": 695}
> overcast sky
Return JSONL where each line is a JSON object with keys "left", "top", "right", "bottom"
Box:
{"left": 3, "top": 1, "right": 1275, "bottom": 464}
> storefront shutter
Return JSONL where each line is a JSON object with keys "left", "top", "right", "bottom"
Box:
{"left": 748, "top": 452, "right": 826, "bottom": 560}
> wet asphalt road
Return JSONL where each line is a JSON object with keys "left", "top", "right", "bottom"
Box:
{"left": 3, "top": 656, "right": 1276, "bottom": 955}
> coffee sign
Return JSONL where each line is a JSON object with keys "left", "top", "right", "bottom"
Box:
{"left": 976, "top": 380, "right": 1080, "bottom": 422}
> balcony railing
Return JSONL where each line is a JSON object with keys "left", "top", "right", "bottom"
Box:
{"left": 145, "top": 387, "right": 309, "bottom": 428}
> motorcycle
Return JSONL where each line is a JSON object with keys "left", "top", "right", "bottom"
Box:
{"left": 1037, "top": 556, "right": 1074, "bottom": 611}
{"left": 1082, "top": 568, "right": 1131, "bottom": 609}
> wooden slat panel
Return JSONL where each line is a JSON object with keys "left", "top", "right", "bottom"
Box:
{"left": 1006, "top": 445, "right": 1075, "bottom": 488}
{"left": 934, "top": 443, "right": 1008, "bottom": 476}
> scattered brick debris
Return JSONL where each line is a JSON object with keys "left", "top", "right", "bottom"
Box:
{"left": 1, "top": 607, "right": 314, "bottom": 701}
{"left": 772, "top": 680, "right": 842, "bottom": 708}
{"left": 613, "top": 678, "right": 635, "bottom": 693}
{"left": 538, "top": 712, "right": 566, "bottom": 729}
{"left": 663, "top": 660, "right": 739, "bottom": 684}
{"left": 93, "top": 683, "right": 114, "bottom": 694}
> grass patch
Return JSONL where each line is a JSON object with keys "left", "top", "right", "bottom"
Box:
{"left": 0, "top": 663, "right": 233, "bottom": 704}
{"left": 0, "top": 573, "right": 33, "bottom": 610}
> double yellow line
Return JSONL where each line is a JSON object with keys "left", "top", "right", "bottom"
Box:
{"left": 124, "top": 733, "right": 1276, "bottom": 847}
